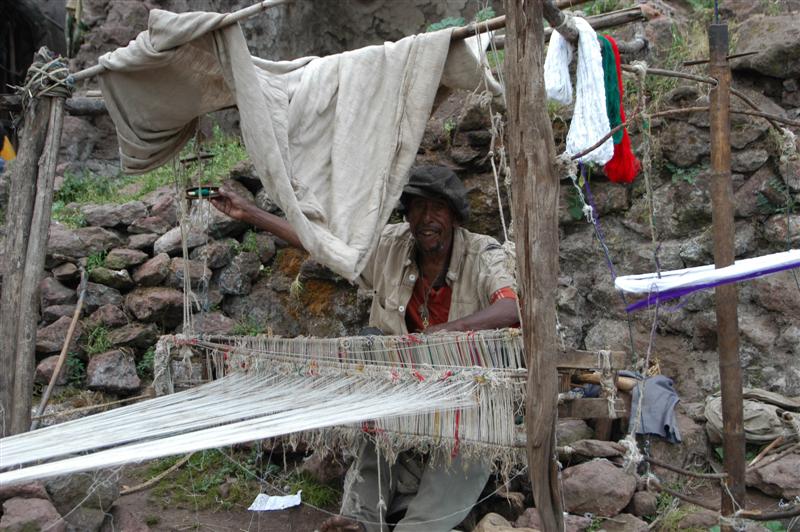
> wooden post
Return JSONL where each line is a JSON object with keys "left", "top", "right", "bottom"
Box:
{"left": 708, "top": 23, "right": 746, "bottom": 526}
{"left": 0, "top": 96, "right": 53, "bottom": 436}
{"left": 11, "top": 97, "right": 66, "bottom": 434}
{"left": 504, "top": 1, "right": 564, "bottom": 530}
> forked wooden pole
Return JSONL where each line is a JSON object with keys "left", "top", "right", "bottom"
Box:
{"left": 707, "top": 22, "right": 746, "bottom": 529}
{"left": 504, "top": 1, "right": 564, "bottom": 530}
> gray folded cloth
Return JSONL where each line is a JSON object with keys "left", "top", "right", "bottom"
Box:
{"left": 626, "top": 373, "right": 682, "bottom": 444}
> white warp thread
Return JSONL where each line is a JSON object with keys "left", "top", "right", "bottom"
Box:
{"left": 552, "top": 17, "right": 613, "bottom": 165}
{"left": 615, "top": 249, "right": 800, "bottom": 294}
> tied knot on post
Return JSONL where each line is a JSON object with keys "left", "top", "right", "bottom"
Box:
{"left": 13, "top": 47, "right": 74, "bottom": 113}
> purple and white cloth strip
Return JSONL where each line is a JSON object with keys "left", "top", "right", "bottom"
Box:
{"left": 615, "top": 249, "right": 800, "bottom": 312}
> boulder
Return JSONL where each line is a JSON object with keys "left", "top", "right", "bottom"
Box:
{"left": 128, "top": 215, "right": 173, "bottom": 235}
{"left": 763, "top": 214, "right": 800, "bottom": 246}
{"left": 84, "top": 282, "right": 124, "bottom": 314}
{"left": 218, "top": 252, "right": 261, "bottom": 295}
{"left": 752, "top": 271, "right": 800, "bottom": 316}
{"left": 99, "top": 502, "right": 152, "bottom": 532}
{"left": 132, "top": 253, "right": 171, "bottom": 286}
{"left": 557, "top": 420, "right": 594, "bottom": 445}
{"left": 177, "top": 312, "right": 237, "bottom": 336}
{"left": 515, "top": 508, "right": 592, "bottom": 532}
{"left": 660, "top": 121, "right": 709, "bottom": 167}
{"left": 255, "top": 188, "right": 283, "bottom": 214}
{"left": 733, "top": 15, "right": 800, "bottom": 78}
{"left": 746, "top": 452, "right": 800, "bottom": 498}
{"left": 125, "top": 287, "right": 184, "bottom": 327}
{"left": 676, "top": 508, "right": 719, "bottom": 530}
{"left": 52, "top": 261, "right": 80, "bottom": 282}
{"left": 626, "top": 491, "right": 657, "bottom": 518}
{"left": 108, "top": 323, "right": 158, "bottom": 350}
{"left": 47, "top": 223, "right": 87, "bottom": 258}
{"left": 253, "top": 233, "right": 277, "bottom": 264}
{"left": 596, "top": 513, "right": 648, "bottom": 532}
{"left": 152, "top": 226, "right": 207, "bottom": 255}
{"left": 473, "top": 512, "right": 518, "bottom": 532}
{"left": 190, "top": 238, "right": 237, "bottom": 269}
{"left": 45, "top": 470, "right": 119, "bottom": 530}
{"left": 40, "top": 276, "right": 77, "bottom": 308}
{"left": 74, "top": 227, "right": 124, "bottom": 255}
{"left": 127, "top": 233, "right": 159, "bottom": 250}
{"left": 647, "top": 412, "right": 709, "bottom": 483}
{"left": 168, "top": 258, "right": 212, "bottom": 289}
{"left": 36, "top": 316, "right": 83, "bottom": 355}
{"left": 35, "top": 355, "right": 68, "bottom": 386}
{"left": 149, "top": 193, "right": 178, "bottom": 226}
{"left": 731, "top": 149, "right": 769, "bottom": 174}
{"left": 223, "top": 279, "right": 302, "bottom": 337}
{"left": 561, "top": 459, "right": 636, "bottom": 516}
{"left": 569, "top": 440, "right": 625, "bottom": 459}
{"left": 0, "top": 482, "right": 49, "bottom": 504}
{"left": 89, "top": 267, "right": 134, "bottom": 291}
{"left": 0, "top": 497, "right": 65, "bottom": 532}
{"left": 298, "top": 451, "right": 348, "bottom": 485}
{"left": 84, "top": 304, "right": 128, "bottom": 330}
{"left": 104, "top": 248, "right": 149, "bottom": 270}
{"left": 734, "top": 165, "right": 779, "bottom": 218}
{"left": 86, "top": 350, "right": 141, "bottom": 394}
{"left": 43, "top": 304, "right": 77, "bottom": 324}
{"left": 82, "top": 201, "right": 147, "bottom": 228}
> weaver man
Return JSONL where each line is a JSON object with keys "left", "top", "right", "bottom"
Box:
{"left": 211, "top": 165, "right": 519, "bottom": 532}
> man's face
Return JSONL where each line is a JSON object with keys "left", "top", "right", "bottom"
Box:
{"left": 406, "top": 195, "right": 457, "bottom": 255}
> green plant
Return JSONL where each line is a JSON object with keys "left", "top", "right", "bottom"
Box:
{"left": 665, "top": 163, "right": 700, "bottom": 186}
{"left": 66, "top": 353, "right": 86, "bottom": 387}
{"left": 233, "top": 316, "right": 264, "bottom": 336}
{"left": 757, "top": 178, "right": 796, "bottom": 215}
{"left": 137, "top": 347, "right": 155, "bottom": 380}
{"left": 85, "top": 326, "right": 112, "bottom": 356}
{"left": 427, "top": 16, "right": 466, "bottom": 32}
{"left": 144, "top": 516, "right": 160, "bottom": 526}
{"left": 284, "top": 470, "right": 340, "bottom": 508}
{"left": 582, "top": 0, "right": 627, "bottom": 17}
{"left": 51, "top": 201, "right": 86, "bottom": 228}
{"left": 85, "top": 251, "right": 107, "bottom": 273}
{"left": 566, "top": 186, "right": 586, "bottom": 221}
{"left": 238, "top": 230, "right": 260, "bottom": 254}
{"left": 475, "top": 6, "right": 495, "bottom": 22}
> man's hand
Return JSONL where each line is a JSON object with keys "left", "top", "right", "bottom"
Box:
{"left": 319, "top": 515, "right": 366, "bottom": 532}
{"left": 209, "top": 184, "right": 254, "bottom": 222}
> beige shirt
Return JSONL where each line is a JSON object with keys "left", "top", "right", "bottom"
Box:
{"left": 359, "top": 223, "right": 516, "bottom": 334}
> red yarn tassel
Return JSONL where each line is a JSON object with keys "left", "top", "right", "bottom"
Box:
{"left": 603, "top": 35, "right": 640, "bottom": 184}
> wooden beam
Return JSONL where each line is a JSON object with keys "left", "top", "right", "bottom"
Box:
{"left": 708, "top": 23, "right": 746, "bottom": 528}
{"left": 504, "top": 1, "right": 564, "bottom": 530}
{"left": 556, "top": 349, "right": 628, "bottom": 370}
{"left": 558, "top": 398, "right": 628, "bottom": 419}
{"left": 1, "top": 94, "right": 107, "bottom": 116}
{"left": 0, "top": 97, "right": 53, "bottom": 436}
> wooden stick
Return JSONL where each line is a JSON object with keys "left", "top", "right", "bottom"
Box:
{"left": 11, "top": 96, "right": 66, "bottom": 434}
{"left": 747, "top": 436, "right": 784, "bottom": 467}
{"left": 31, "top": 391, "right": 153, "bottom": 420}
{"left": 30, "top": 268, "right": 88, "bottom": 431}
{"left": 120, "top": 453, "right": 194, "bottom": 495}
{"left": 505, "top": 1, "right": 565, "bottom": 530}
{"left": 736, "top": 506, "right": 800, "bottom": 521}
{"left": 0, "top": 97, "right": 53, "bottom": 436}
{"left": 644, "top": 456, "right": 728, "bottom": 479}
{"left": 647, "top": 477, "right": 720, "bottom": 512}
{"left": 71, "top": 0, "right": 292, "bottom": 82}
{"left": 1, "top": 94, "right": 107, "bottom": 116}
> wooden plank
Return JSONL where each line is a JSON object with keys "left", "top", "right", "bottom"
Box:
{"left": 12, "top": 97, "right": 65, "bottom": 434}
{"left": 558, "top": 398, "right": 628, "bottom": 420}
{"left": 505, "top": 1, "right": 564, "bottom": 529}
{"left": 1, "top": 94, "right": 107, "bottom": 116}
{"left": 556, "top": 349, "right": 628, "bottom": 370}
{"left": 0, "top": 97, "right": 52, "bottom": 436}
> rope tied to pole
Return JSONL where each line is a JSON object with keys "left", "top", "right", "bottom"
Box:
{"left": 11, "top": 48, "right": 74, "bottom": 114}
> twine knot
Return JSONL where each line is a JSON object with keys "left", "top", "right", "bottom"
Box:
{"left": 14, "top": 47, "right": 74, "bottom": 112}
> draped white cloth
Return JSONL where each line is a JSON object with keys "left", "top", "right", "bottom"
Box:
{"left": 98, "top": 10, "right": 498, "bottom": 280}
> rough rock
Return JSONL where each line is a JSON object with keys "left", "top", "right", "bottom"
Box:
{"left": 47, "top": 223, "right": 86, "bottom": 258}
{"left": 253, "top": 233, "right": 278, "bottom": 264}
{"left": 660, "top": 121, "right": 709, "bottom": 167}
{"left": 127, "top": 233, "right": 160, "bottom": 250}
{"left": 763, "top": 214, "right": 800, "bottom": 246}
{"left": 125, "top": 287, "right": 184, "bottom": 327}
{"left": 168, "top": 257, "right": 212, "bottom": 289}
{"left": 89, "top": 266, "right": 135, "bottom": 291}
{"left": 45, "top": 470, "right": 119, "bottom": 529}
{"left": 676, "top": 508, "right": 719, "bottom": 529}
{"left": 86, "top": 350, "right": 141, "bottom": 394}
{"left": 82, "top": 201, "right": 147, "bottom": 228}
{"left": 84, "top": 304, "right": 128, "bottom": 330}
{"left": 35, "top": 355, "right": 68, "bottom": 386}
{"left": 557, "top": 420, "right": 594, "bottom": 445}
{"left": 733, "top": 15, "right": 800, "bottom": 78}
{"left": 108, "top": 323, "right": 158, "bottom": 350}
{"left": 752, "top": 271, "right": 800, "bottom": 316}
{"left": 732, "top": 149, "right": 769, "bottom": 173}
{"left": 0, "top": 497, "right": 65, "bottom": 532}
{"left": 473, "top": 512, "right": 519, "bottom": 532}
{"left": 746, "top": 452, "right": 800, "bottom": 498}
{"left": 626, "top": 491, "right": 658, "bottom": 518}
{"left": 61, "top": 507, "right": 108, "bottom": 532}
{"left": 298, "top": 451, "right": 348, "bottom": 485}
{"left": 569, "top": 439, "right": 625, "bottom": 459}
{"left": 128, "top": 215, "right": 173, "bottom": 235}
{"left": 190, "top": 238, "right": 237, "bottom": 269}
{"left": 223, "top": 279, "right": 302, "bottom": 337}
{"left": 149, "top": 193, "right": 178, "bottom": 226}
{"left": 596, "top": 513, "right": 648, "bottom": 532}
{"left": 734, "top": 165, "right": 778, "bottom": 218}
{"left": 152, "top": 226, "right": 207, "bottom": 255}
{"left": 104, "top": 248, "right": 149, "bottom": 270}
{"left": 132, "top": 253, "right": 171, "bottom": 286}
{"left": 647, "top": 412, "right": 708, "bottom": 483}
{"left": 52, "top": 261, "right": 80, "bottom": 282}
{"left": 177, "top": 312, "right": 237, "bottom": 336}
{"left": 84, "top": 282, "right": 124, "bottom": 314}
{"left": 40, "top": 276, "right": 77, "bottom": 308}
{"left": 561, "top": 459, "right": 636, "bottom": 516}
{"left": 255, "top": 188, "right": 283, "bottom": 214}
{"left": 36, "top": 316, "right": 83, "bottom": 355}
{"left": 42, "top": 304, "right": 77, "bottom": 324}
{"left": 515, "top": 508, "right": 592, "bottom": 532}
{"left": 0, "top": 482, "right": 49, "bottom": 504}
{"left": 100, "top": 502, "right": 151, "bottom": 532}
{"left": 77, "top": 227, "right": 125, "bottom": 254}
{"left": 218, "top": 252, "right": 262, "bottom": 295}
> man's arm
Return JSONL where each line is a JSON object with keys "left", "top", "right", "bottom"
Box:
{"left": 210, "top": 185, "right": 305, "bottom": 251}
{"left": 425, "top": 297, "right": 519, "bottom": 333}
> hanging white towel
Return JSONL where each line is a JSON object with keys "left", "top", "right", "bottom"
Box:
{"left": 545, "top": 17, "right": 614, "bottom": 165}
